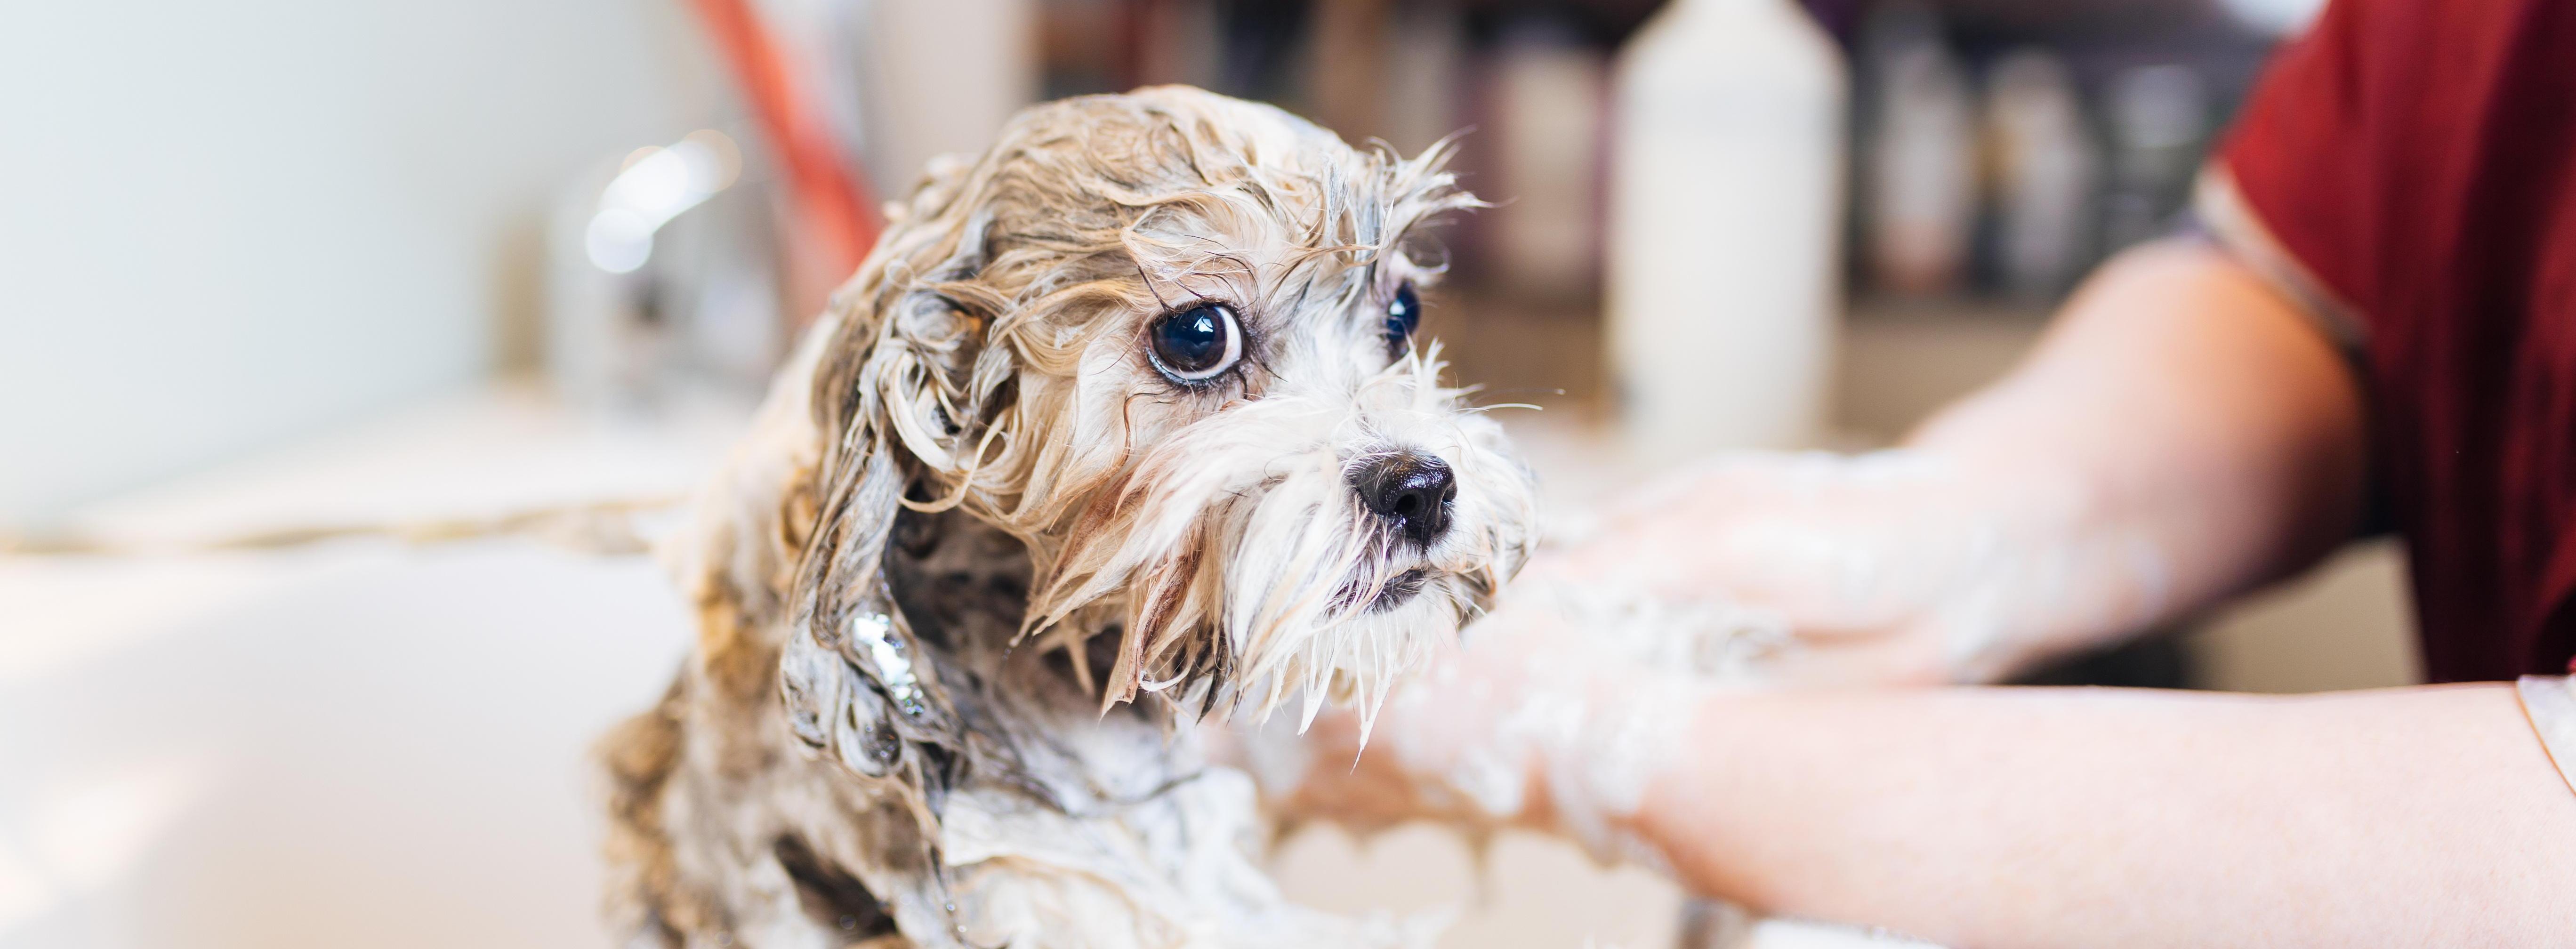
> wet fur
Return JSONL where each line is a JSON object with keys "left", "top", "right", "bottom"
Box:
{"left": 599, "top": 87, "right": 1537, "bottom": 949}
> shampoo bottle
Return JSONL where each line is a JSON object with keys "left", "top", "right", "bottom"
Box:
{"left": 1606, "top": 0, "right": 1847, "bottom": 460}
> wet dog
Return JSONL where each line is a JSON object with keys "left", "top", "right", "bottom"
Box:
{"left": 599, "top": 86, "right": 1537, "bottom": 949}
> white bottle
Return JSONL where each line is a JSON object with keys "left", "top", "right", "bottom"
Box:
{"left": 1607, "top": 0, "right": 1848, "bottom": 461}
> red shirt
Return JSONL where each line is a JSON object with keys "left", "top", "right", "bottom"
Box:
{"left": 2215, "top": 0, "right": 2576, "bottom": 680}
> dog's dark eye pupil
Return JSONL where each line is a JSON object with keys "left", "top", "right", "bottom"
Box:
{"left": 1149, "top": 302, "right": 1241, "bottom": 381}
{"left": 1164, "top": 309, "right": 1222, "bottom": 364}
{"left": 1384, "top": 282, "right": 1421, "bottom": 354}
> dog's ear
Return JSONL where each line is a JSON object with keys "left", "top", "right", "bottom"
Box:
{"left": 775, "top": 191, "right": 1007, "bottom": 812}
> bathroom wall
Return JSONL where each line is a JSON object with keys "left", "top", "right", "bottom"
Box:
{"left": 0, "top": 1, "right": 716, "bottom": 525}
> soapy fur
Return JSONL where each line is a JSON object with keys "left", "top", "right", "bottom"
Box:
{"left": 599, "top": 87, "right": 1537, "bottom": 949}
{"left": 1292, "top": 582, "right": 1789, "bottom": 868}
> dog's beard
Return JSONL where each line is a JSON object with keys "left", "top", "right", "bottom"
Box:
{"left": 1028, "top": 353, "right": 1534, "bottom": 736}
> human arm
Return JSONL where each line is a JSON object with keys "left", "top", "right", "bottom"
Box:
{"left": 1254, "top": 228, "right": 2572, "bottom": 948}
{"left": 1261, "top": 238, "right": 2380, "bottom": 838}
{"left": 1273, "top": 627, "right": 2576, "bottom": 947}
{"left": 1635, "top": 681, "right": 2576, "bottom": 948}
{"left": 1553, "top": 237, "right": 2369, "bottom": 683}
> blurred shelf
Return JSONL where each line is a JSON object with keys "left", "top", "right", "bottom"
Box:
{"left": 1838, "top": 295, "right": 2051, "bottom": 443}
{"left": 1429, "top": 289, "right": 2053, "bottom": 448}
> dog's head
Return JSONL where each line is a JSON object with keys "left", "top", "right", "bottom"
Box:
{"left": 725, "top": 87, "right": 1534, "bottom": 790}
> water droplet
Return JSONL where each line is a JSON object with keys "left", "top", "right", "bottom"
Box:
{"left": 848, "top": 611, "right": 925, "bottom": 711}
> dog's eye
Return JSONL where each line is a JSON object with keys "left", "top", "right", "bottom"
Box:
{"left": 1147, "top": 302, "right": 1243, "bottom": 383}
{"left": 1383, "top": 281, "right": 1421, "bottom": 356}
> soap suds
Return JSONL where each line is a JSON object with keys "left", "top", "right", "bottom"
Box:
{"left": 1362, "top": 581, "right": 1792, "bottom": 867}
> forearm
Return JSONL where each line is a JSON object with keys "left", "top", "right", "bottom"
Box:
{"left": 1902, "top": 240, "right": 2368, "bottom": 662}
{"left": 1557, "top": 241, "right": 2372, "bottom": 684}
{"left": 1637, "top": 683, "right": 2576, "bottom": 948}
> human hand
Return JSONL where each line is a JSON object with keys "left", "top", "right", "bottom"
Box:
{"left": 1547, "top": 449, "right": 2174, "bottom": 685}
{"left": 1247, "top": 447, "right": 2176, "bottom": 844}
{"left": 1242, "top": 581, "right": 1731, "bottom": 861}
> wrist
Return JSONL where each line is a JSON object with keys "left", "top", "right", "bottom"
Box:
{"left": 1513, "top": 668, "right": 1715, "bottom": 867}
{"left": 1855, "top": 443, "right": 2176, "bottom": 681}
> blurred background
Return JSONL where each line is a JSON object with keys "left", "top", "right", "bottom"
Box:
{"left": 0, "top": 0, "right": 2403, "bottom": 946}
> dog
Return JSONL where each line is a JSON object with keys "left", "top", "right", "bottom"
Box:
{"left": 598, "top": 86, "right": 1539, "bottom": 949}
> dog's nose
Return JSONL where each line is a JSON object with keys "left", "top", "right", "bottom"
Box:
{"left": 1352, "top": 452, "right": 1456, "bottom": 545}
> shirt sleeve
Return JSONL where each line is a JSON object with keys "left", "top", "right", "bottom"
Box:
{"left": 2192, "top": 167, "right": 2369, "bottom": 355}
{"left": 2200, "top": 0, "right": 2392, "bottom": 330}
{"left": 2517, "top": 676, "right": 2576, "bottom": 798}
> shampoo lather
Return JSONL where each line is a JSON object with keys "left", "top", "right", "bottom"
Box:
{"left": 1606, "top": 0, "right": 1847, "bottom": 460}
